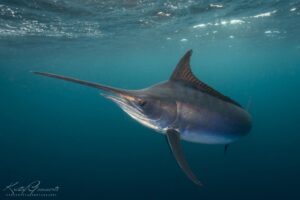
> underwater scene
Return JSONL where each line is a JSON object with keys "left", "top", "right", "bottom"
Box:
{"left": 0, "top": 0, "right": 300, "bottom": 199}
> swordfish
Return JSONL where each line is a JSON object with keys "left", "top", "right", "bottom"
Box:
{"left": 33, "top": 50, "right": 252, "bottom": 186}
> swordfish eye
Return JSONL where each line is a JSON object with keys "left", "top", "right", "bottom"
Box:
{"left": 137, "top": 99, "right": 147, "bottom": 107}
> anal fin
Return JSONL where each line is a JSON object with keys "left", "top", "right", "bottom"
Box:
{"left": 224, "top": 144, "right": 229, "bottom": 155}
{"left": 166, "top": 129, "right": 202, "bottom": 186}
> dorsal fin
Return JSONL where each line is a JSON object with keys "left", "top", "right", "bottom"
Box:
{"left": 170, "top": 50, "right": 241, "bottom": 107}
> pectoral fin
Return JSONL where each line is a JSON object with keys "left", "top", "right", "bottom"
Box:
{"left": 166, "top": 129, "right": 203, "bottom": 186}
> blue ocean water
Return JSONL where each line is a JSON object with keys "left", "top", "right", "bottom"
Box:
{"left": 0, "top": 0, "right": 300, "bottom": 199}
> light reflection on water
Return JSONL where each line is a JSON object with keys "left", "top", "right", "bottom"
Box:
{"left": 0, "top": 0, "right": 299, "bottom": 44}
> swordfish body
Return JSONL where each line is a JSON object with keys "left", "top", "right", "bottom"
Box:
{"left": 33, "top": 50, "right": 252, "bottom": 186}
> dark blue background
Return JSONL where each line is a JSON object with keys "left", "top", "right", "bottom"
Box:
{"left": 1, "top": 0, "right": 300, "bottom": 199}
